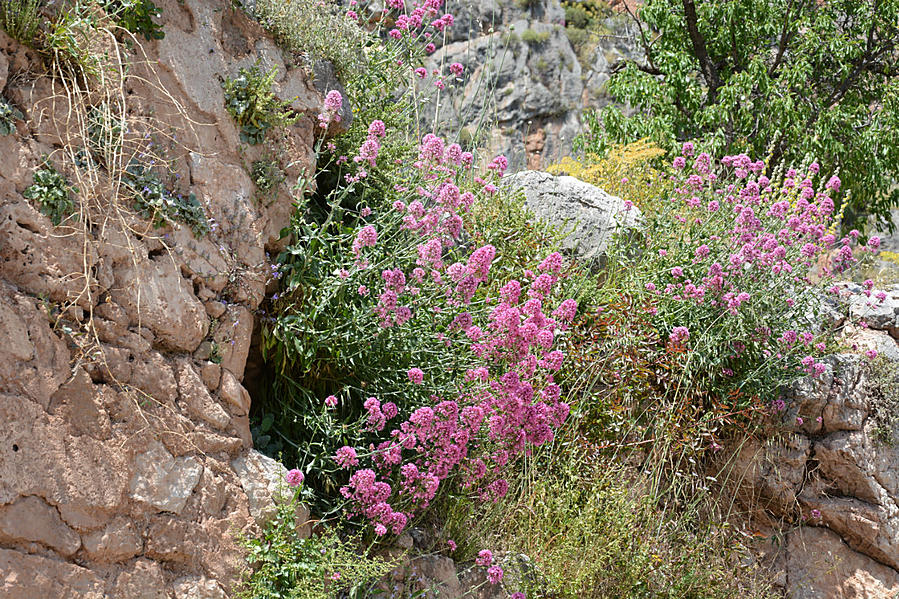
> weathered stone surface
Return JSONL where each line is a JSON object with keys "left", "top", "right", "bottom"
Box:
{"left": 0, "top": 548, "right": 106, "bottom": 598}
{"left": 177, "top": 359, "right": 231, "bottom": 430}
{"left": 219, "top": 370, "right": 251, "bottom": 416}
{"left": 112, "top": 558, "right": 168, "bottom": 599}
{"left": 0, "top": 197, "right": 97, "bottom": 307}
{"left": 81, "top": 518, "right": 142, "bottom": 563}
{"left": 731, "top": 434, "right": 811, "bottom": 515}
{"left": 0, "top": 0, "right": 322, "bottom": 594}
{"left": 173, "top": 575, "right": 228, "bottom": 599}
{"left": 0, "top": 287, "right": 70, "bottom": 409}
{"left": 129, "top": 441, "right": 203, "bottom": 514}
{"left": 406, "top": 555, "right": 463, "bottom": 599}
{"left": 110, "top": 257, "right": 208, "bottom": 352}
{"left": 0, "top": 496, "right": 81, "bottom": 557}
{"left": 505, "top": 170, "right": 640, "bottom": 262}
{"left": 231, "top": 450, "right": 287, "bottom": 524}
{"left": 786, "top": 527, "right": 899, "bottom": 599}
{"left": 0, "top": 394, "right": 129, "bottom": 526}
{"left": 49, "top": 368, "right": 112, "bottom": 440}
{"left": 424, "top": 1, "right": 641, "bottom": 170}
{"left": 850, "top": 293, "right": 899, "bottom": 331}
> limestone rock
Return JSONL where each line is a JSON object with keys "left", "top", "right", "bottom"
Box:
{"left": 81, "top": 518, "right": 142, "bottom": 563}
{"left": 0, "top": 548, "right": 106, "bottom": 598}
{"left": 173, "top": 576, "right": 227, "bottom": 599}
{"left": 786, "top": 527, "right": 899, "bottom": 599}
{"left": 0, "top": 394, "right": 129, "bottom": 528}
{"left": 110, "top": 257, "right": 208, "bottom": 353}
{"left": 219, "top": 370, "right": 251, "bottom": 416}
{"left": 230, "top": 450, "right": 288, "bottom": 524}
{"left": 407, "top": 554, "right": 463, "bottom": 599}
{"left": 0, "top": 496, "right": 81, "bottom": 557}
{"left": 129, "top": 441, "right": 203, "bottom": 514}
{"left": 505, "top": 170, "right": 641, "bottom": 262}
{"left": 176, "top": 359, "right": 230, "bottom": 430}
{"left": 112, "top": 558, "right": 168, "bottom": 599}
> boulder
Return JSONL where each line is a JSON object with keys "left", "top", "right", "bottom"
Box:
{"left": 505, "top": 170, "right": 640, "bottom": 262}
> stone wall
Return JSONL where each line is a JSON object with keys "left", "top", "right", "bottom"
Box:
{"left": 0, "top": 1, "right": 320, "bottom": 596}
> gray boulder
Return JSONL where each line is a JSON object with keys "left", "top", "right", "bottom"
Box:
{"left": 504, "top": 170, "right": 640, "bottom": 262}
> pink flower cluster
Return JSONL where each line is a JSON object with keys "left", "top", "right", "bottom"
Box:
{"left": 639, "top": 146, "right": 867, "bottom": 379}
{"left": 337, "top": 252, "right": 576, "bottom": 534}
{"left": 317, "top": 90, "right": 343, "bottom": 129}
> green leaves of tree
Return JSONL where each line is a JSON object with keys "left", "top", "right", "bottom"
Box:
{"left": 578, "top": 0, "right": 899, "bottom": 230}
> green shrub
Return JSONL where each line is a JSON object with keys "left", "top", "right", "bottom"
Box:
{"left": 42, "top": 5, "right": 102, "bottom": 79}
{"left": 564, "top": 25, "right": 589, "bottom": 51}
{"left": 250, "top": 156, "right": 285, "bottom": 198}
{"left": 515, "top": 0, "right": 542, "bottom": 10}
{"left": 870, "top": 356, "right": 899, "bottom": 445}
{"left": 564, "top": 5, "right": 590, "bottom": 29}
{"left": 237, "top": 491, "right": 394, "bottom": 599}
{"left": 248, "top": 0, "right": 366, "bottom": 82}
{"left": 24, "top": 162, "right": 77, "bottom": 226}
{"left": 223, "top": 64, "right": 297, "bottom": 145}
{"left": 0, "top": 0, "right": 43, "bottom": 46}
{"left": 123, "top": 161, "right": 210, "bottom": 236}
{"left": 100, "top": 0, "right": 164, "bottom": 40}
{"left": 0, "top": 97, "right": 23, "bottom": 136}
{"left": 520, "top": 28, "right": 550, "bottom": 45}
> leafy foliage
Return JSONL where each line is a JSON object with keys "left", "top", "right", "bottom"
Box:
{"left": 0, "top": 0, "right": 43, "bottom": 46}
{"left": 101, "top": 0, "right": 164, "bottom": 40}
{"left": 578, "top": 0, "right": 899, "bottom": 230}
{"left": 42, "top": 4, "right": 103, "bottom": 79}
{"left": 24, "top": 162, "right": 77, "bottom": 226}
{"left": 123, "top": 161, "right": 210, "bottom": 236}
{"left": 0, "top": 97, "right": 23, "bottom": 136}
{"left": 236, "top": 492, "right": 394, "bottom": 599}
{"left": 223, "top": 64, "right": 297, "bottom": 145}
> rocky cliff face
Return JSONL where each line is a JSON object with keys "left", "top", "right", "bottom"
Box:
{"left": 731, "top": 286, "right": 899, "bottom": 598}
{"left": 0, "top": 1, "right": 319, "bottom": 596}
{"left": 428, "top": 0, "right": 642, "bottom": 170}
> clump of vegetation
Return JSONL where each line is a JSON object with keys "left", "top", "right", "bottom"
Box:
{"left": 24, "top": 161, "right": 77, "bottom": 225}
{"left": 223, "top": 64, "right": 297, "bottom": 145}
{"left": 0, "top": 97, "right": 23, "bottom": 136}
{"left": 248, "top": 0, "right": 366, "bottom": 81}
{"left": 250, "top": 157, "right": 285, "bottom": 198}
{"left": 237, "top": 490, "right": 394, "bottom": 599}
{"left": 870, "top": 356, "right": 899, "bottom": 445}
{"left": 0, "top": 0, "right": 43, "bottom": 46}
{"left": 42, "top": 5, "right": 103, "bottom": 79}
{"left": 548, "top": 138, "right": 669, "bottom": 213}
{"left": 100, "top": 0, "right": 164, "bottom": 40}
{"left": 579, "top": 0, "right": 899, "bottom": 231}
{"left": 442, "top": 444, "right": 774, "bottom": 599}
{"left": 520, "top": 28, "right": 551, "bottom": 45}
{"left": 123, "top": 161, "right": 210, "bottom": 236}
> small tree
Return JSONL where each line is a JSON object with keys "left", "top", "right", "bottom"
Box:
{"left": 577, "top": 0, "right": 899, "bottom": 231}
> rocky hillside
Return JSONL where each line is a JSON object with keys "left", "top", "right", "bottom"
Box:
{"left": 427, "top": 0, "right": 642, "bottom": 170}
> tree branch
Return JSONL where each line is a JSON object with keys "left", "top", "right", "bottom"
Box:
{"left": 681, "top": 0, "right": 721, "bottom": 101}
